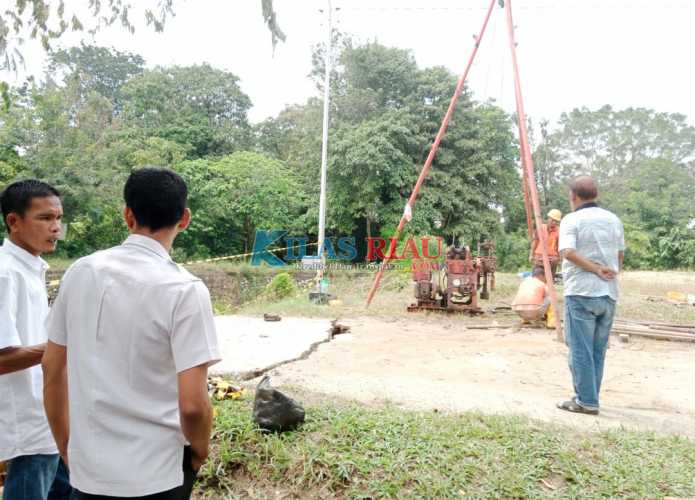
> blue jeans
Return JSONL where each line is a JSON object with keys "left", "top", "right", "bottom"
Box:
{"left": 564, "top": 295, "right": 616, "bottom": 410}
{"left": 3, "top": 454, "right": 75, "bottom": 500}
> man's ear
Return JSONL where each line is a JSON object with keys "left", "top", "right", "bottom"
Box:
{"left": 5, "top": 212, "right": 20, "bottom": 234}
{"left": 177, "top": 208, "right": 191, "bottom": 231}
{"left": 123, "top": 206, "right": 136, "bottom": 231}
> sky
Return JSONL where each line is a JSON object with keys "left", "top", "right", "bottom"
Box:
{"left": 3, "top": 0, "right": 695, "bottom": 128}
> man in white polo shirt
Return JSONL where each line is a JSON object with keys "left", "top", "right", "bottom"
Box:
{"left": 42, "top": 168, "right": 221, "bottom": 499}
{"left": 0, "top": 179, "right": 73, "bottom": 499}
{"left": 556, "top": 175, "right": 625, "bottom": 416}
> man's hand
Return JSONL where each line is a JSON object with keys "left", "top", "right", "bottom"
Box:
{"left": 0, "top": 343, "right": 46, "bottom": 375}
{"left": 596, "top": 266, "right": 617, "bottom": 281}
{"left": 178, "top": 364, "right": 213, "bottom": 473}
{"left": 42, "top": 341, "right": 69, "bottom": 459}
{"left": 190, "top": 448, "right": 207, "bottom": 472}
{"left": 563, "top": 249, "right": 617, "bottom": 280}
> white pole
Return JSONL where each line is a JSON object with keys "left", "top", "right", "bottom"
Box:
{"left": 317, "top": 0, "right": 332, "bottom": 277}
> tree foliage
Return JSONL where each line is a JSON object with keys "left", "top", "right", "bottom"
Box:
{"left": 0, "top": 1, "right": 283, "bottom": 106}
{"left": 0, "top": 38, "right": 693, "bottom": 270}
{"left": 266, "top": 41, "right": 519, "bottom": 253}
{"left": 121, "top": 64, "right": 252, "bottom": 157}
{"left": 175, "top": 152, "right": 305, "bottom": 257}
{"left": 529, "top": 106, "right": 695, "bottom": 268}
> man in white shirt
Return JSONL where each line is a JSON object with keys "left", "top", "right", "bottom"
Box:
{"left": 556, "top": 175, "right": 625, "bottom": 416}
{"left": 42, "top": 168, "right": 221, "bottom": 499}
{"left": 0, "top": 180, "right": 73, "bottom": 499}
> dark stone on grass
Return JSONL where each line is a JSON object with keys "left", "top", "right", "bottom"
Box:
{"left": 253, "top": 376, "right": 305, "bottom": 432}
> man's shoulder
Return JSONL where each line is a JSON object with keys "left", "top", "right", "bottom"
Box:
{"left": 573, "top": 206, "right": 620, "bottom": 222}
{"left": 63, "top": 248, "right": 113, "bottom": 275}
{"left": 560, "top": 211, "right": 579, "bottom": 227}
{"left": 600, "top": 207, "right": 622, "bottom": 223}
{"left": 587, "top": 207, "right": 622, "bottom": 225}
{"left": 0, "top": 251, "right": 25, "bottom": 282}
{"left": 174, "top": 263, "right": 200, "bottom": 282}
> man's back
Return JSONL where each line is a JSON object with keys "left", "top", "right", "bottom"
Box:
{"left": 47, "top": 234, "right": 220, "bottom": 497}
{"left": 559, "top": 206, "right": 624, "bottom": 300}
{"left": 512, "top": 277, "right": 546, "bottom": 308}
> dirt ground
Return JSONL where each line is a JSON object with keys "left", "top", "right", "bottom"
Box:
{"left": 266, "top": 315, "right": 695, "bottom": 438}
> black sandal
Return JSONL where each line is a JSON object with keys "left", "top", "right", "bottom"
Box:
{"left": 556, "top": 398, "right": 599, "bottom": 415}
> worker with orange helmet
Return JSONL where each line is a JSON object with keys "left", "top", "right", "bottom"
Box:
{"left": 529, "top": 208, "right": 562, "bottom": 276}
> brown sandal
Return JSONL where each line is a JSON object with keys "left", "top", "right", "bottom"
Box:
{"left": 556, "top": 398, "right": 598, "bottom": 415}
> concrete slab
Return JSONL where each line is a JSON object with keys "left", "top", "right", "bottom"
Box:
{"left": 211, "top": 315, "right": 332, "bottom": 379}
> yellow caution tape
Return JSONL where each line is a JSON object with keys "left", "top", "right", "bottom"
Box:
{"left": 46, "top": 242, "right": 320, "bottom": 288}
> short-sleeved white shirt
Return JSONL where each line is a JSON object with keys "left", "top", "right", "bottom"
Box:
{"left": 46, "top": 234, "right": 221, "bottom": 497}
{"left": 0, "top": 238, "right": 57, "bottom": 461}
{"left": 559, "top": 205, "right": 625, "bottom": 300}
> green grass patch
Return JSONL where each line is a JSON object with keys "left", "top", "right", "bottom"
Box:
{"left": 197, "top": 396, "right": 695, "bottom": 499}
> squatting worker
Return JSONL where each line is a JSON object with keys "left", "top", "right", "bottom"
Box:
{"left": 0, "top": 180, "right": 74, "bottom": 500}
{"left": 556, "top": 175, "right": 624, "bottom": 416}
{"left": 511, "top": 266, "right": 549, "bottom": 323}
{"left": 530, "top": 209, "right": 562, "bottom": 276}
{"left": 42, "top": 168, "right": 221, "bottom": 499}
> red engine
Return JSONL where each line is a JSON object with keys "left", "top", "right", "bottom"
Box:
{"left": 408, "top": 242, "right": 496, "bottom": 314}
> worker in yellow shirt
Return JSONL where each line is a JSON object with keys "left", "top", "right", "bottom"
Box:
{"left": 512, "top": 267, "right": 550, "bottom": 324}
{"left": 530, "top": 209, "right": 562, "bottom": 277}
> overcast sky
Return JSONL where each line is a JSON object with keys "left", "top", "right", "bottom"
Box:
{"left": 4, "top": 0, "right": 695, "bottom": 127}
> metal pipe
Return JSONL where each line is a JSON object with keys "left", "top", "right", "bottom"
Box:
{"left": 366, "top": 0, "right": 498, "bottom": 307}
{"left": 503, "top": 0, "right": 563, "bottom": 342}
{"left": 317, "top": 0, "right": 332, "bottom": 271}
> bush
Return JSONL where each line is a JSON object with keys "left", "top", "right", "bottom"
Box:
{"left": 656, "top": 226, "right": 695, "bottom": 269}
{"left": 496, "top": 230, "right": 530, "bottom": 272}
{"left": 265, "top": 272, "right": 297, "bottom": 299}
{"left": 623, "top": 223, "right": 655, "bottom": 270}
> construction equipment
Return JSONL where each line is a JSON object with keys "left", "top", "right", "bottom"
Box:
{"left": 408, "top": 242, "right": 496, "bottom": 314}
{"left": 366, "top": 0, "right": 564, "bottom": 341}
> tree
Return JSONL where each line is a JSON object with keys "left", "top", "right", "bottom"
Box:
{"left": 254, "top": 98, "right": 324, "bottom": 228}
{"left": 537, "top": 106, "right": 695, "bottom": 187}
{"left": 0, "top": 1, "right": 284, "bottom": 106}
{"left": 328, "top": 110, "right": 419, "bottom": 239}
{"left": 610, "top": 159, "right": 695, "bottom": 234}
{"left": 175, "top": 152, "right": 306, "bottom": 257}
{"left": 47, "top": 44, "right": 145, "bottom": 112}
{"left": 419, "top": 102, "right": 518, "bottom": 244}
{"left": 121, "top": 64, "right": 252, "bottom": 157}
{"left": 318, "top": 41, "right": 420, "bottom": 125}
{"left": 531, "top": 105, "right": 695, "bottom": 268}
{"left": 261, "top": 40, "right": 520, "bottom": 252}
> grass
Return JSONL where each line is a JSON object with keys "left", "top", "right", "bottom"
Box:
{"left": 234, "top": 269, "right": 695, "bottom": 325}
{"left": 196, "top": 394, "right": 695, "bottom": 499}
{"left": 44, "top": 255, "right": 76, "bottom": 270}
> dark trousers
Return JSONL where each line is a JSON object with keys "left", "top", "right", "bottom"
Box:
{"left": 77, "top": 447, "right": 198, "bottom": 500}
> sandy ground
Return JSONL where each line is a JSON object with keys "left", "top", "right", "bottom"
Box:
{"left": 264, "top": 315, "right": 695, "bottom": 437}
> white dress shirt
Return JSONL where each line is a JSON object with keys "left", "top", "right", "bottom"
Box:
{"left": 0, "top": 238, "right": 58, "bottom": 460}
{"left": 46, "top": 234, "right": 221, "bottom": 496}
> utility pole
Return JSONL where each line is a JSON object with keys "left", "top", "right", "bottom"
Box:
{"left": 316, "top": 0, "right": 332, "bottom": 285}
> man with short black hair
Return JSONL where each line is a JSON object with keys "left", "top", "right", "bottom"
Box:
{"left": 556, "top": 175, "right": 624, "bottom": 416}
{"left": 0, "top": 180, "right": 73, "bottom": 499}
{"left": 42, "top": 168, "right": 221, "bottom": 499}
